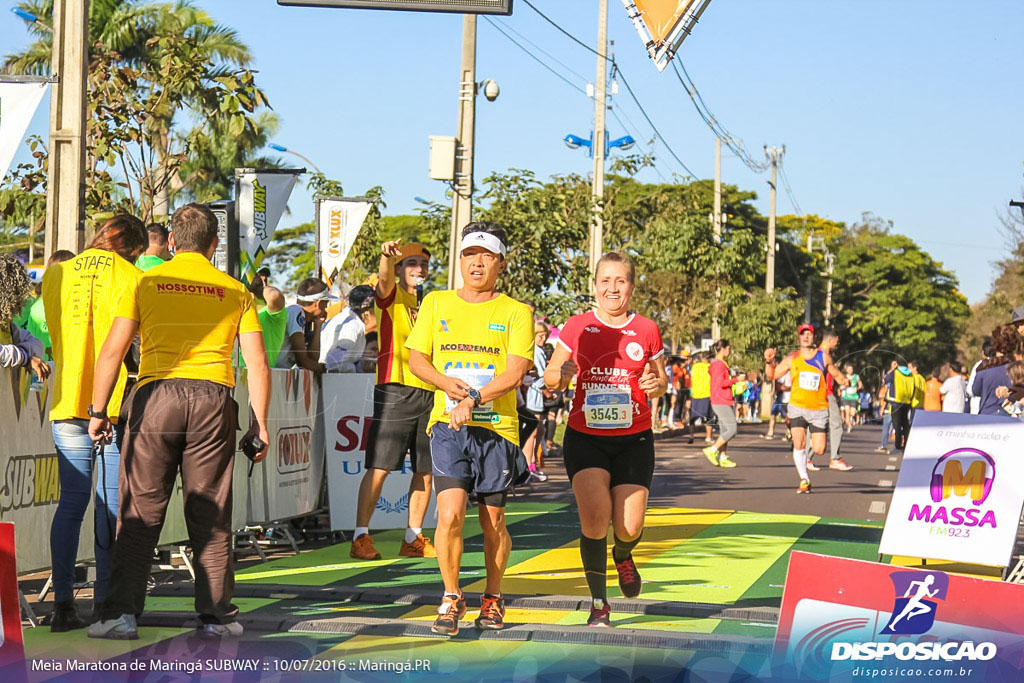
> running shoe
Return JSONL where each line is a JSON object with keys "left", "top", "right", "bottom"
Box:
{"left": 704, "top": 437, "right": 714, "bottom": 445}
{"left": 87, "top": 614, "right": 138, "bottom": 640}
{"left": 587, "top": 602, "right": 611, "bottom": 627}
{"left": 199, "top": 622, "right": 243, "bottom": 638}
{"left": 432, "top": 593, "right": 466, "bottom": 636}
{"left": 702, "top": 446, "right": 719, "bottom": 466}
{"left": 350, "top": 533, "right": 382, "bottom": 560}
{"left": 615, "top": 554, "right": 642, "bottom": 598}
{"left": 806, "top": 457, "right": 821, "bottom": 472}
{"left": 475, "top": 595, "right": 506, "bottom": 630}
{"left": 797, "top": 479, "right": 811, "bottom": 494}
{"left": 528, "top": 468, "right": 549, "bottom": 483}
{"left": 829, "top": 458, "right": 854, "bottom": 471}
{"left": 784, "top": 432, "right": 792, "bottom": 441}
{"left": 874, "top": 446, "right": 889, "bottom": 453}
{"left": 399, "top": 534, "right": 437, "bottom": 558}
{"left": 718, "top": 455, "right": 737, "bottom": 468}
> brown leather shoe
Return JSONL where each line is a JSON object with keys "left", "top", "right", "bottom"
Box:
{"left": 399, "top": 534, "right": 436, "bottom": 558}
{"left": 350, "top": 533, "right": 382, "bottom": 560}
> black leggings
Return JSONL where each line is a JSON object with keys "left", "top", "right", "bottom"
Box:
{"left": 890, "top": 402, "right": 911, "bottom": 450}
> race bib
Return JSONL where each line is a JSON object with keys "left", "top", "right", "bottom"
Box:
{"left": 583, "top": 386, "right": 633, "bottom": 429}
{"left": 798, "top": 371, "right": 821, "bottom": 392}
{"left": 445, "top": 365, "right": 497, "bottom": 422}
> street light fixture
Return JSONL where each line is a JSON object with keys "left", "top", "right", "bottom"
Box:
{"left": 563, "top": 131, "right": 635, "bottom": 158}
{"left": 267, "top": 143, "right": 322, "bottom": 174}
{"left": 11, "top": 6, "right": 52, "bottom": 31}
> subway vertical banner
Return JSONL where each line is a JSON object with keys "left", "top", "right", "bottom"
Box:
{"left": 235, "top": 169, "right": 302, "bottom": 284}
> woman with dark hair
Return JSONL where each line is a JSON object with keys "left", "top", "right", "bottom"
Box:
{"left": 41, "top": 214, "right": 147, "bottom": 630}
{"left": 971, "top": 324, "right": 1022, "bottom": 416}
{"left": 703, "top": 339, "right": 743, "bottom": 468}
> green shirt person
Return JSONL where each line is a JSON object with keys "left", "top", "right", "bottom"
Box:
{"left": 135, "top": 223, "right": 171, "bottom": 271}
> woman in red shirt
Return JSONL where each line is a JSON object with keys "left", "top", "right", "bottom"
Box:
{"left": 545, "top": 252, "right": 668, "bottom": 628}
{"left": 703, "top": 339, "right": 742, "bottom": 468}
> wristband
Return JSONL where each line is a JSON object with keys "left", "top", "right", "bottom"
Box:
{"left": 87, "top": 404, "right": 108, "bottom": 419}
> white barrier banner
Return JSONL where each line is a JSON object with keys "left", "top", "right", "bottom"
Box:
{"left": 0, "top": 81, "right": 48, "bottom": 182}
{"left": 323, "top": 374, "right": 435, "bottom": 530}
{"left": 879, "top": 412, "right": 1024, "bottom": 568}
{"left": 317, "top": 197, "right": 372, "bottom": 287}
{"left": 246, "top": 368, "right": 324, "bottom": 524}
{"left": 236, "top": 170, "right": 299, "bottom": 285}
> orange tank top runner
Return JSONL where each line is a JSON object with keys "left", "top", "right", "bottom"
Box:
{"left": 789, "top": 350, "right": 829, "bottom": 411}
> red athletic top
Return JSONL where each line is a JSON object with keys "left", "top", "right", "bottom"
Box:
{"left": 709, "top": 358, "right": 741, "bottom": 406}
{"left": 557, "top": 311, "right": 664, "bottom": 436}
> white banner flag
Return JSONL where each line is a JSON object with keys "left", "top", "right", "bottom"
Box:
{"left": 236, "top": 170, "right": 300, "bottom": 284}
{"left": 0, "top": 81, "right": 48, "bottom": 183}
{"left": 878, "top": 412, "right": 1024, "bottom": 568}
{"left": 317, "top": 197, "right": 372, "bottom": 286}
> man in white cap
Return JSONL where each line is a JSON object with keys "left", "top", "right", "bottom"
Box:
{"left": 407, "top": 221, "right": 533, "bottom": 636}
{"left": 278, "top": 277, "right": 329, "bottom": 373}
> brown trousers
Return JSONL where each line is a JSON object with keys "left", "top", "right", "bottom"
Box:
{"left": 101, "top": 379, "right": 239, "bottom": 624}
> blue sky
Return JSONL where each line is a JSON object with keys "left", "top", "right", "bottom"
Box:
{"left": 5, "top": 0, "right": 1023, "bottom": 303}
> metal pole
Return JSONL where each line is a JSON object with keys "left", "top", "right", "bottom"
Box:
{"left": 824, "top": 252, "right": 834, "bottom": 322}
{"left": 44, "top": 0, "right": 90, "bottom": 259}
{"left": 765, "top": 146, "right": 780, "bottom": 294}
{"left": 589, "top": 0, "right": 608, "bottom": 288}
{"left": 712, "top": 135, "right": 722, "bottom": 339}
{"left": 448, "top": 14, "right": 477, "bottom": 291}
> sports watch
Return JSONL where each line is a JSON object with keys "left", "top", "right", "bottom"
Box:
{"left": 466, "top": 387, "right": 482, "bottom": 408}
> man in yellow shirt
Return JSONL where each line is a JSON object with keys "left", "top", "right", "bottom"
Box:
{"left": 87, "top": 204, "right": 271, "bottom": 640}
{"left": 349, "top": 239, "right": 437, "bottom": 561}
{"left": 688, "top": 352, "right": 713, "bottom": 444}
{"left": 407, "top": 223, "right": 533, "bottom": 636}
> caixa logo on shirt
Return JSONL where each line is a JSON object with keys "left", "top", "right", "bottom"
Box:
{"left": 277, "top": 427, "right": 311, "bottom": 474}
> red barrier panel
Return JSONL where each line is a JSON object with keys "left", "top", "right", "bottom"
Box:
{"left": 0, "top": 523, "right": 25, "bottom": 679}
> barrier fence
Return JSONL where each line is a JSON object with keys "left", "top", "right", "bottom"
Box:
{"left": 0, "top": 365, "right": 425, "bottom": 576}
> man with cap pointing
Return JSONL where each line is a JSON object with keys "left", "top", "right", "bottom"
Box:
{"left": 350, "top": 238, "right": 437, "bottom": 561}
{"left": 407, "top": 221, "right": 533, "bottom": 635}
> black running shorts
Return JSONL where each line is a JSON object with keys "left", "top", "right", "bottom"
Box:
{"left": 430, "top": 423, "right": 529, "bottom": 495}
{"left": 563, "top": 426, "right": 655, "bottom": 489}
{"left": 364, "top": 384, "right": 434, "bottom": 473}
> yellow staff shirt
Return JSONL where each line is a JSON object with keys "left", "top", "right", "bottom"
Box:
{"left": 116, "top": 252, "right": 261, "bottom": 388}
{"left": 405, "top": 290, "right": 533, "bottom": 445}
{"left": 43, "top": 249, "right": 142, "bottom": 423}
{"left": 375, "top": 285, "right": 432, "bottom": 391}
{"left": 690, "top": 362, "right": 711, "bottom": 399}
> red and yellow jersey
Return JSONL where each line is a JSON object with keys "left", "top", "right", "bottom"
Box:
{"left": 789, "top": 349, "right": 829, "bottom": 411}
{"left": 375, "top": 285, "right": 432, "bottom": 391}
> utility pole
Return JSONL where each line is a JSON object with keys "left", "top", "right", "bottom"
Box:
{"left": 712, "top": 135, "right": 722, "bottom": 339}
{"left": 448, "top": 14, "right": 477, "bottom": 290}
{"left": 764, "top": 146, "right": 783, "bottom": 294}
{"left": 824, "top": 252, "right": 835, "bottom": 322}
{"left": 589, "top": 0, "right": 608, "bottom": 288}
{"left": 45, "top": 0, "right": 90, "bottom": 259}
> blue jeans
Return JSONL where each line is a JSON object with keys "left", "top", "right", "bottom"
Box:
{"left": 880, "top": 411, "right": 892, "bottom": 448}
{"left": 50, "top": 419, "right": 121, "bottom": 604}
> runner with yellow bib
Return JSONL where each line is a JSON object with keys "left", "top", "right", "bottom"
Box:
{"left": 764, "top": 323, "right": 849, "bottom": 494}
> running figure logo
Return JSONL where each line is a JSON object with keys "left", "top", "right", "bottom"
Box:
{"left": 880, "top": 570, "right": 949, "bottom": 635}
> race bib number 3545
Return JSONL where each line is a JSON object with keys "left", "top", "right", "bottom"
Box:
{"left": 584, "top": 387, "right": 633, "bottom": 429}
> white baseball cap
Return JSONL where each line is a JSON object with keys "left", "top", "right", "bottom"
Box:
{"left": 460, "top": 231, "right": 507, "bottom": 257}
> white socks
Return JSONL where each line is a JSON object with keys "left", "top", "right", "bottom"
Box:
{"left": 354, "top": 526, "right": 369, "bottom": 539}
{"left": 793, "top": 448, "right": 809, "bottom": 480}
{"left": 405, "top": 527, "right": 422, "bottom": 543}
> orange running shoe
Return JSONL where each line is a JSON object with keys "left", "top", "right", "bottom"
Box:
{"left": 349, "top": 533, "right": 382, "bottom": 560}
{"left": 399, "top": 534, "right": 437, "bottom": 558}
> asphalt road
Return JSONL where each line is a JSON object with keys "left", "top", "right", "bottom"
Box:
{"left": 523, "top": 421, "right": 899, "bottom": 524}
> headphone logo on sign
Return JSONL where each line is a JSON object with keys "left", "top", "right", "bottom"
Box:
{"left": 929, "top": 448, "right": 995, "bottom": 506}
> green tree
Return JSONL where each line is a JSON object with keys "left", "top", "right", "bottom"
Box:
{"left": 721, "top": 289, "right": 804, "bottom": 368}
{"left": 829, "top": 213, "right": 970, "bottom": 372}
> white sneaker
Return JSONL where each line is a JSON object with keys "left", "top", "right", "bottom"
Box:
{"left": 200, "top": 622, "right": 244, "bottom": 638}
{"left": 88, "top": 613, "right": 138, "bottom": 640}
{"left": 528, "top": 469, "right": 548, "bottom": 483}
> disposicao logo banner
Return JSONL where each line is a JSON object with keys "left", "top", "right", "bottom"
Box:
{"left": 773, "top": 552, "right": 1024, "bottom": 682}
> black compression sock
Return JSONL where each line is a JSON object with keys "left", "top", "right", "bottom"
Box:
{"left": 579, "top": 535, "right": 608, "bottom": 602}
{"left": 612, "top": 532, "right": 642, "bottom": 563}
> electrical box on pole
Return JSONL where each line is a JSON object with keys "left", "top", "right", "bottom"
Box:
{"left": 428, "top": 136, "right": 456, "bottom": 181}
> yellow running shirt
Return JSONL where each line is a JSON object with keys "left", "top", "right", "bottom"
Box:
{"left": 375, "top": 285, "right": 432, "bottom": 391}
{"left": 405, "top": 290, "right": 533, "bottom": 445}
{"left": 116, "top": 252, "right": 261, "bottom": 388}
{"left": 789, "top": 350, "right": 829, "bottom": 411}
{"left": 690, "top": 361, "right": 711, "bottom": 399}
{"left": 43, "top": 249, "right": 142, "bottom": 424}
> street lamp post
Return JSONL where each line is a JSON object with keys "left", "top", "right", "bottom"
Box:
{"left": 268, "top": 143, "right": 323, "bottom": 174}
